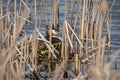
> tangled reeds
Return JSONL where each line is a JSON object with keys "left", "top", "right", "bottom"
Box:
{"left": 0, "top": 0, "right": 120, "bottom": 80}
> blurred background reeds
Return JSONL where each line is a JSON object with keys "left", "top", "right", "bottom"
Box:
{"left": 0, "top": 0, "right": 120, "bottom": 80}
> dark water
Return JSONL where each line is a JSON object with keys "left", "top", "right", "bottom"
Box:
{"left": 108, "top": 0, "right": 120, "bottom": 70}
{"left": 1, "top": 0, "right": 120, "bottom": 79}
{"left": 24, "top": 0, "right": 120, "bottom": 71}
{"left": 18, "top": 0, "right": 120, "bottom": 52}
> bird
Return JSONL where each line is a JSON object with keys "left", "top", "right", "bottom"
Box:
{"left": 46, "top": 24, "right": 58, "bottom": 36}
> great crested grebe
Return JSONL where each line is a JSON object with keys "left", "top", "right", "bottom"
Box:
{"left": 46, "top": 4, "right": 59, "bottom": 37}
{"left": 46, "top": 24, "right": 58, "bottom": 36}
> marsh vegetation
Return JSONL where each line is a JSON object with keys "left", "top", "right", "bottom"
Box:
{"left": 0, "top": 0, "right": 120, "bottom": 80}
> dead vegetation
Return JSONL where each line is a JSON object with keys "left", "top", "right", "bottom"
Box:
{"left": 0, "top": 0, "right": 119, "bottom": 80}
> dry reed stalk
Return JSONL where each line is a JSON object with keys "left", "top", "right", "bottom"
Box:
{"left": 52, "top": 59, "right": 68, "bottom": 80}
{"left": 64, "top": 21, "right": 73, "bottom": 70}
{"left": 82, "top": 52, "right": 97, "bottom": 63}
{"left": 71, "top": 0, "right": 79, "bottom": 50}
{"left": 67, "top": 21, "right": 83, "bottom": 48}
{"left": 48, "top": 0, "right": 54, "bottom": 60}
{"left": 92, "top": 25, "right": 97, "bottom": 65}
{"left": 0, "top": 0, "right": 115, "bottom": 79}
{"left": 64, "top": 30, "right": 68, "bottom": 72}
{"left": 66, "top": 19, "right": 83, "bottom": 75}
{"left": 64, "top": 20, "right": 69, "bottom": 65}
{"left": 0, "top": 47, "right": 17, "bottom": 79}
{"left": 36, "top": 28, "right": 57, "bottom": 58}
{"left": 61, "top": 22, "right": 65, "bottom": 60}
{"left": 5, "top": 23, "right": 11, "bottom": 49}
{"left": 6, "top": 14, "right": 11, "bottom": 47}
{"left": 37, "top": 37, "right": 60, "bottom": 54}
{"left": 34, "top": 0, "right": 36, "bottom": 22}
{"left": 83, "top": 0, "right": 90, "bottom": 63}
{"left": 7, "top": 62, "right": 12, "bottom": 80}
{"left": 63, "top": 0, "right": 68, "bottom": 20}
{"left": 13, "top": 7, "right": 29, "bottom": 43}
{"left": 26, "top": 41, "right": 29, "bottom": 64}
{"left": 0, "top": 1, "right": 30, "bottom": 79}
{"left": 89, "top": 49, "right": 120, "bottom": 80}
{"left": 0, "top": 0, "right": 3, "bottom": 45}
{"left": 56, "top": 0, "right": 59, "bottom": 30}
{"left": 60, "top": 0, "right": 70, "bottom": 71}
{"left": 14, "top": 12, "right": 32, "bottom": 24}
{"left": 5, "top": 0, "right": 11, "bottom": 42}
{"left": 96, "top": 0, "right": 108, "bottom": 68}
{"left": 32, "top": 0, "right": 39, "bottom": 70}
{"left": 99, "top": 0, "right": 108, "bottom": 16}
{"left": 46, "top": 8, "right": 48, "bottom": 27}
{"left": 106, "top": 11, "right": 111, "bottom": 63}
{"left": 0, "top": 12, "right": 11, "bottom": 20}
{"left": 101, "top": 36, "right": 106, "bottom": 68}
{"left": 8, "top": 62, "right": 23, "bottom": 80}
{"left": 48, "top": 1, "right": 57, "bottom": 74}
{"left": 89, "top": 0, "right": 99, "bottom": 38}
{"left": 76, "top": 42, "right": 81, "bottom": 75}
{"left": 71, "top": 6, "right": 79, "bottom": 41}
{"left": 109, "top": 0, "right": 115, "bottom": 12}
{"left": 15, "top": 41, "right": 41, "bottom": 79}
{"left": 19, "top": 0, "right": 21, "bottom": 15}
{"left": 38, "top": 0, "right": 44, "bottom": 29}
{"left": 20, "top": 39, "right": 24, "bottom": 76}
{"left": 65, "top": 21, "right": 73, "bottom": 49}
{"left": 13, "top": 0, "right": 17, "bottom": 41}
{"left": 32, "top": 32, "right": 38, "bottom": 71}
{"left": 53, "top": 0, "right": 57, "bottom": 28}
{"left": 89, "top": 1, "right": 99, "bottom": 66}
{"left": 81, "top": 0, "right": 86, "bottom": 39}
{"left": 24, "top": 36, "right": 32, "bottom": 78}
{"left": 15, "top": 44, "right": 32, "bottom": 68}
{"left": 74, "top": 53, "right": 79, "bottom": 75}
{"left": 61, "top": 21, "right": 66, "bottom": 71}
{"left": 69, "top": 0, "right": 74, "bottom": 27}
{"left": 61, "top": 0, "right": 68, "bottom": 62}
{"left": 106, "top": 10, "right": 111, "bottom": 46}
{"left": 70, "top": 0, "right": 74, "bottom": 15}
{"left": 78, "top": 0, "right": 83, "bottom": 68}
{"left": 6, "top": 0, "right": 17, "bottom": 78}
{"left": 91, "top": 11, "right": 99, "bottom": 66}
{"left": 39, "top": 0, "right": 44, "bottom": 26}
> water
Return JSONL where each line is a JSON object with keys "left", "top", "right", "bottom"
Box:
{"left": 22, "top": 0, "right": 120, "bottom": 52}
{"left": 24, "top": 0, "right": 120, "bottom": 71}
{"left": 1, "top": 0, "right": 120, "bottom": 79}
{"left": 108, "top": 0, "right": 120, "bottom": 70}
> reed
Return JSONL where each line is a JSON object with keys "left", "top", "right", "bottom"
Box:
{"left": 0, "top": 0, "right": 119, "bottom": 80}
